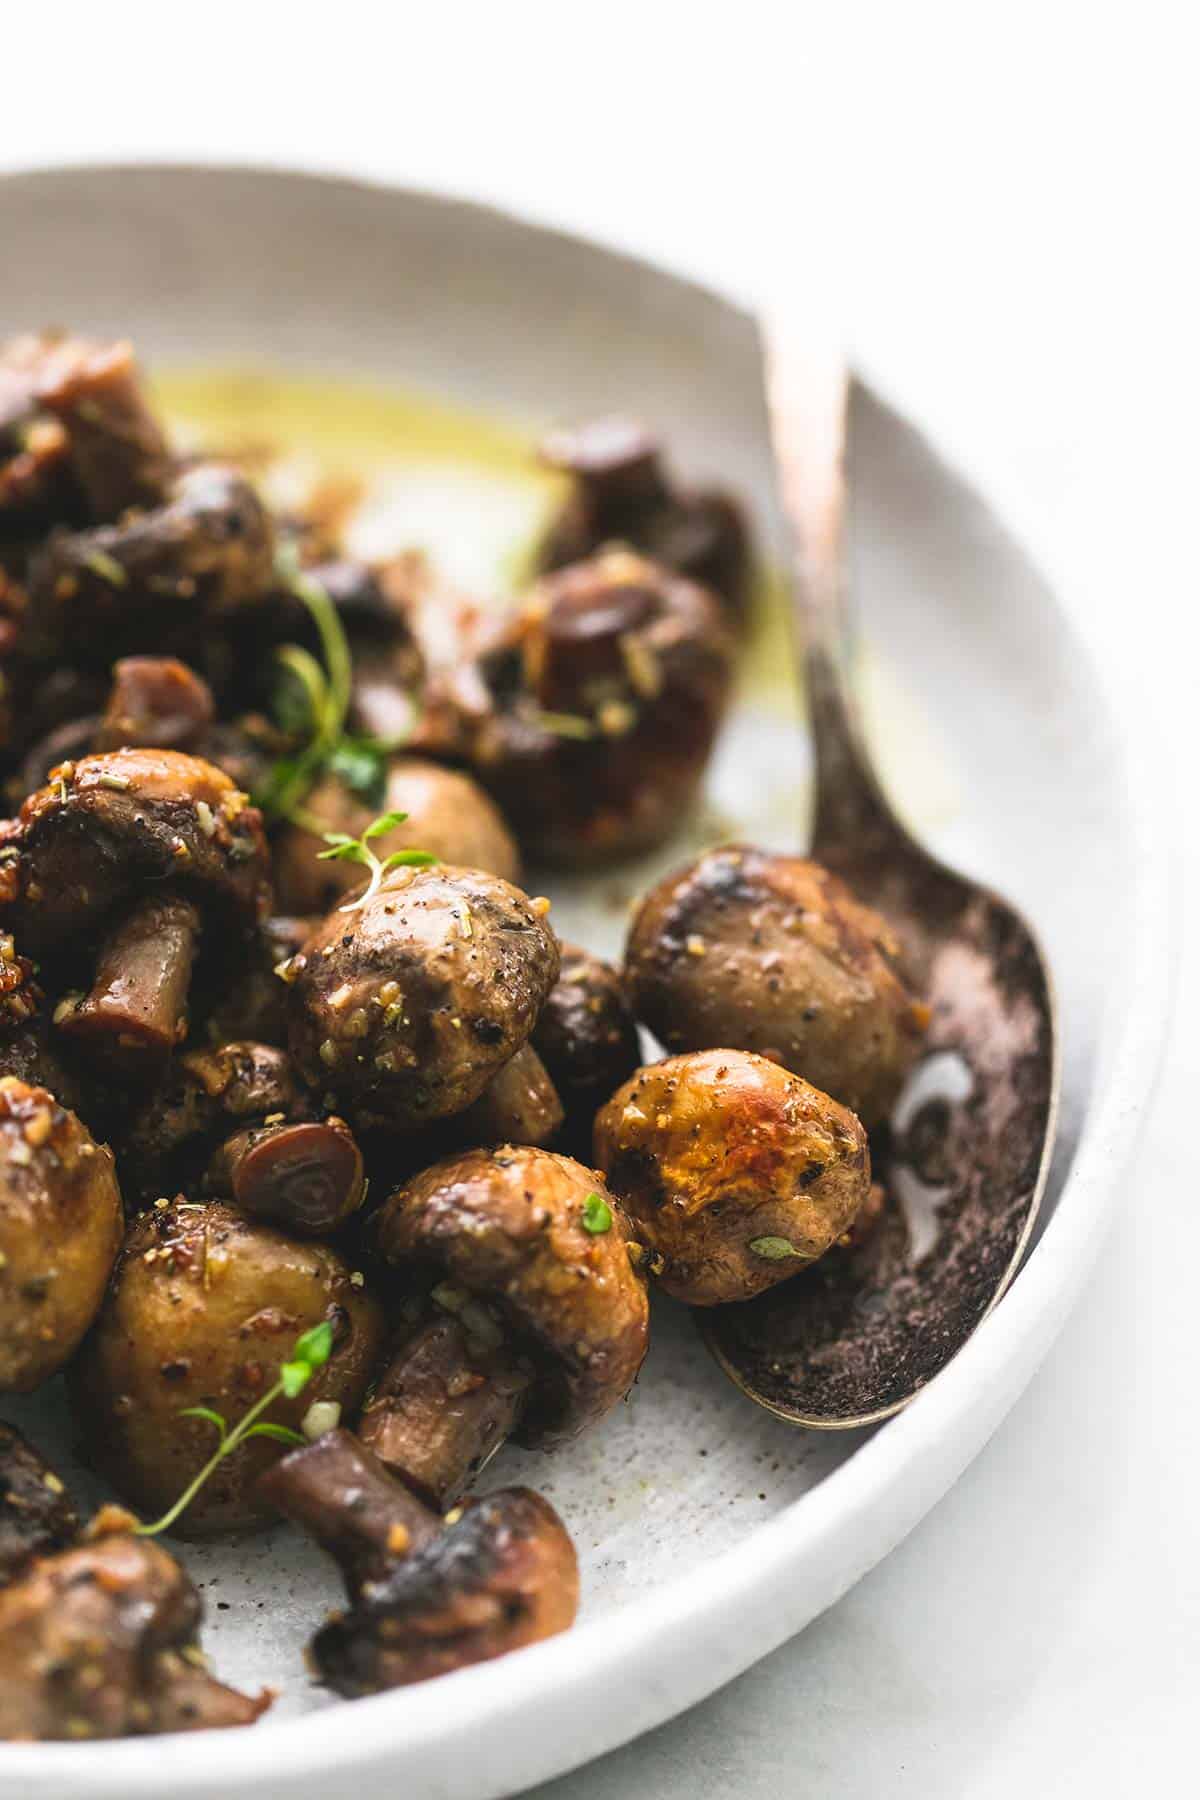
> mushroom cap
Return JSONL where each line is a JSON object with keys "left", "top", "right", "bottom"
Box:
{"left": 0, "top": 1421, "right": 80, "bottom": 1586}
{"left": 623, "top": 845, "right": 928, "bottom": 1127}
{"left": 0, "top": 1526, "right": 268, "bottom": 1738}
{"left": 371, "top": 1144, "right": 649, "bottom": 1447}
{"left": 273, "top": 756, "right": 520, "bottom": 915}
{"left": 594, "top": 1050, "right": 871, "bottom": 1304}
{"left": 5, "top": 749, "right": 270, "bottom": 953}
{"left": 70, "top": 1199, "right": 385, "bottom": 1535}
{"left": 467, "top": 548, "right": 734, "bottom": 864}
{"left": 315, "top": 1482, "right": 579, "bottom": 1694}
{"left": 286, "top": 864, "right": 559, "bottom": 1131}
{"left": 0, "top": 1075, "right": 123, "bottom": 1393}
{"left": 532, "top": 939, "right": 642, "bottom": 1120}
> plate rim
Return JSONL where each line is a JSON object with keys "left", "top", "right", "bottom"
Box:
{"left": 0, "top": 160, "right": 1175, "bottom": 1799}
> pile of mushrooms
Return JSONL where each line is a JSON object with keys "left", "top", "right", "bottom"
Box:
{"left": 0, "top": 329, "right": 927, "bottom": 1739}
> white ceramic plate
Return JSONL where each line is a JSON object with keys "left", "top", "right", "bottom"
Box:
{"left": 0, "top": 167, "right": 1170, "bottom": 1800}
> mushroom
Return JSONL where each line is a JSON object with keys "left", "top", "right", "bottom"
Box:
{"left": 285, "top": 864, "right": 560, "bottom": 1133}
{"left": 5, "top": 749, "right": 271, "bottom": 1076}
{"left": 537, "top": 416, "right": 752, "bottom": 620}
{"left": 273, "top": 755, "right": 520, "bottom": 915}
{"left": 22, "top": 462, "right": 275, "bottom": 665}
{"left": 0, "top": 1075, "right": 123, "bottom": 1393}
{"left": 532, "top": 940, "right": 642, "bottom": 1132}
{"left": 594, "top": 1049, "right": 871, "bottom": 1304}
{"left": 70, "top": 1199, "right": 385, "bottom": 1535}
{"left": 256, "top": 1427, "right": 578, "bottom": 1693}
{"left": 623, "top": 845, "right": 929, "bottom": 1127}
{"left": 93, "top": 655, "right": 216, "bottom": 753}
{"left": 454, "top": 548, "right": 734, "bottom": 863}
{"left": 0, "top": 1515, "right": 270, "bottom": 1738}
{"left": 206, "top": 1114, "right": 366, "bottom": 1237}
{"left": 0, "top": 1421, "right": 80, "bottom": 1587}
{"left": 28, "top": 332, "right": 173, "bottom": 521}
{"left": 451, "top": 1042, "right": 564, "bottom": 1149}
{"left": 363, "top": 1145, "right": 649, "bottom": 1507}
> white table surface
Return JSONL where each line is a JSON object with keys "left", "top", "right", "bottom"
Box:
{"left": 4, "top": 8, "right": 1196, "bottom": 1795}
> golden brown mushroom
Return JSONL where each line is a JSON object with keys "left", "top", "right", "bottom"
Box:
{"left": 624, "top": 845, "right": 928, "bottom": 1126}
{"left": 594, "top": 1049, "right": 871, "bottom": 1304}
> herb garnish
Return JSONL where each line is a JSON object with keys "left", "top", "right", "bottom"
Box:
{"left": 582, "top": 1192, "right": 613, "bottom": 1234}
{"left": 318, "top": 810, "right": 438, "bottom": 912}
{"left": 133, "top": 1319, "right": 335, "bottom": 1537}
{"left": 748, "top": 1235, "right": 803, "bottom": 1260}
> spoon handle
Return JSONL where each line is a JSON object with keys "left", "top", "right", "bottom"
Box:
{"left": 763, "top": 327, "right": 909, "bottom": 861}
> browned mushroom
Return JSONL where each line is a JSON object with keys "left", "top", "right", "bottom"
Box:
{"left": 71, "top": 1200, "right": 385, "bottom": 1536}
{"left": 202, "top": 915, "right": 317, "bottom": 1049}
{"left": 93, "top": 656, "right": 216, "bottom": 753}
{"left": 0, "top": 1514, "right": 270, "bottom": 1739}
{"left": 623, "top": 845, "right": 929, "bottom": 1127}
{"left": 452, "top": 1042, "right": 564, "bottom": 1149}
{"left": 362, "top": 1145, "right": 649, "bottom": 1507}
{"left": 532, "top": 940, "right": 641, "bottom": 1131}
{"left": 257, "top": 1427, "right": 578, "bottom": 1693}
{"left": 285, "top": 864, "right": 559, "bottom": 1133}
{"left": 0, "top": 1075, "right": 123, "bottom": 1393}
{"left": 537, "top": 417, "right": 752, "bottom": 620}
{"left": 30, "top": 333, "right": 173, "bottom": 521}
{"left": 594, "top": 1049, "right": 871, "bottom": 1304}
{"left": 451, "top": 549, "right": 734, "bottom": 863}
{"left": 0, "top": 1421, "right": 79, "bottom": 1587}
{"left": 206, "top": 1114, "right": 366, "bottom": 1236}
{"left": 4, "top": 749, "right": 270, "bottom": 1076}
{"left": 273, "top": 755, "right": 520, "bottom": 915}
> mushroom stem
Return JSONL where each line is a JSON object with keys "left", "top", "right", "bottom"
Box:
{"left": 207, "top": 1118, "right": 365, "bottom": 1236}
{"left": 59, "top": 890, "right": 201, "bottom": 1072}
{"left": 256, "top": 1428, "right": 438, "bottom": 1592}
{"left": 358, "top": 1314, "right": 532, "bottom": 1510}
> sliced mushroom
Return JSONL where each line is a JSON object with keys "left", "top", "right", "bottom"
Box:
{"left": 365, "top": 1145, "right": 649, "bottom": 1506}
{"left": 257, "top": 1428, "right": 578, "bottom": 1693}
{"left": 0, "top": 1075, "right": 123, "bottom": 1393}
{"left": 594, "top": 1049, "right": 871, "bottom": 1304}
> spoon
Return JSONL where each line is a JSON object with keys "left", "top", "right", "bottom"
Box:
{"left": 700, "top": 334, "right": 1061, "bottom": 1427}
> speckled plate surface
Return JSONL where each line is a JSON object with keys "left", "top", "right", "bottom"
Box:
{"left": 0, "top": 167, "right": 1170, "bottom": 1800}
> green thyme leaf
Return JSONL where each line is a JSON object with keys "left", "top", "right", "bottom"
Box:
{"left": 748, "top": 1236, "right": 804, "bottom": 1260}
{"left": 82, "top": 547, "right": 128, "bottom": 587}
{"left": 329, "top": 738, "right": 390, "bottom": 808}
{"left": 362, "top": 810, "right": 409, "bottom": 842}
{"left": 381, "top": 849, "right": 438, "bottom": 871}
{"left": 242, "top": 1421, "right": 308, "bottom": 1447}
{"left": 292, "top": 1318, "right": 335, "bottom": 1369}
{"left": 178, "top": 1405, "right": 227, "bottom": 1435}
{"left": 582, "top": 1192, "right": 613, "bottom": 1234}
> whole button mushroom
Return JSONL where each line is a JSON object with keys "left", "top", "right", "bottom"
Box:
{"left": 624, "top": 845, "right": 929, "bottom": 1128}
{"left": 257, "top": 1428, "right": 579, "bottom": 1693}
{"left": 70, "top": 1199, "right": 385, "bottom": 1536}
{"left": 0, "top": 1519, "right": 269, "bottom": 1739}
{"left": 532, "top": 940, "right": 642, "bottom": 1134}
{"left": 0, "top": 1422, "right": 80, "bottom": 1586}
{"left": 363, "top": 1145, "right": 649, "bottom": 1508}
{"left": 0, "top": 1076, "right": 123, "bottom": 1393}
{"left": 285, "top": 864, "right": 560, "bottom": 1133}
{"left": 451, "top": 1042, "right": 564, "bottom": 1149}
{"left": 4, "top": 749, "right": 270, "bottom": 1076}
{"left": 594, "top": 1050, "right": 871, "bottom": 1305}
{"left": 449, "top": 548, "right": 735, "bottom": 863}
{"left": 272, "top": 755, "right": 520, "bottom": 916}
{"left": 537, "top": 416, "right": 752, "bottom": 621}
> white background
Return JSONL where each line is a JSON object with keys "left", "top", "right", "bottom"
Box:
{"left": 3, "top": 6, "right": 1196, "bottom": 1795}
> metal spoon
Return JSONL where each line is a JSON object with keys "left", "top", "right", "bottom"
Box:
{"left": 700, "top": 335, "right": 1061, "bottom": 1427}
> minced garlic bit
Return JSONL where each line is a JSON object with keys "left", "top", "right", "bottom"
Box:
{"left": 301, "top": 1400, "right": 342, "bottom": 1441}
{"left": 318, "top": 1038, "right": 339, "bottom": 1067}
{"left": 96, "top": 772, "right": 132, "bottom": 792}
{"left": 686, "top": 934, "right": 707, "bottom": 957}
{"left": 387, "top": 1522, "right": 411, "bottom": 1554}
{"left": 530, "top": 895, "right": 552, "bottom": 917}
{"left": 327, "top": 982, "right": 354, "bottom": 1011}
{"left": 262, "top": 1111, "right": 285, "bottom": 1126}
{"left": 349, "top": 1269, "right": 365, "bottom": 1288}
{"left": 273, "top": 956, "right": 297, "bottom": 983}
{"left": 23, "top": 1109, "right": 52, "bottom": 1148}
{"left": 195, "top": 799, "right": 217, "bottom": 838}
{"left": 443, "top": 1506, "right": 465, "bottom": 1526}
{"left": 52, "top": 991, "right": 83, "bottom": 1024}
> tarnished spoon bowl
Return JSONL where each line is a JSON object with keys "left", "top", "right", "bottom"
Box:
{"left": 701, "top": 337, "right": 1060, "bottom": 1427}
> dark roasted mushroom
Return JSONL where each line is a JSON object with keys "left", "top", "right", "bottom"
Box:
{"left": 206, "top": 1114, "right": 366, "bottom": 1236}
{"left": 202, "top": 915, "right": 316, "bottom": 1049}
{"left": 594, "top": 1049, "right": 871, "bottom": 1304}
{"left": 286, "top": 864, "right": 559, "bottom": 1133}
{"left": 624, "top": 845, "right": 929, "bottom": 1127}
{"left": 257, "top": 1428, "right": 578, "bottom": 1693}
{"left": 0, "top": 1421, "right": 79, "bottom": 1586}
{"left": 532, "top": 940, "right": 641, "bottom": 1131}
{"left": 0, "top": 1514, "right": 269, "bottom": 1738}
{"left": 5, "top": 749, "right": 270, "bottom": 1076}
{"left": 538, "top": 417, "right": 752, "bottom": 620}
{"left": 0, "top": 1075, "right": 123, "bottom": 1393}
{"left": 93, "top": 655, "right": 216, "bottom": 753}
{"left": 452, "top": 1042, "right": 564, "bottom": 1149}
{"left": 71, "top": 1200, "right": 385, "bottom": 1535}
{"left": 30, "top": 333, "right": 172, "bottom": 521}
{"left": 273, "top": 755, "right": 520, "bottom": 915}
{"left": 454, "top": 549, "right": 734, "bottom": 863}
{"left": 363, "top": 1145, "right": 648, "bottom": 1507}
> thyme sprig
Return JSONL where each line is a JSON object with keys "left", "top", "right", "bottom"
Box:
{"left": 318, "top": 810, "right": 438, "bottom": 912}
